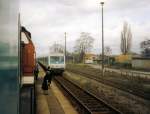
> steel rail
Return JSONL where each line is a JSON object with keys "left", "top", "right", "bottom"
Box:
{"left": 67, "top": 68, "right": 150, "bottom": 101}
{"left": 55, "top": 76, "right": 122, "bottom": 114}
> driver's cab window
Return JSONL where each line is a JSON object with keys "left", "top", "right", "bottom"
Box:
{"left": 21, "top": 32, "right": 29, "bottom": 44}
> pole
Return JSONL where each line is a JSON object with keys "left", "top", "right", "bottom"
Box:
{"left": 65, "top": 32, "right": 66, "bottom": 62}
{"left": 101, "top": 2, "right": 104, "bottom": 76}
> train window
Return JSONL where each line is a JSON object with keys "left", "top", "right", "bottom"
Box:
{"left": 21, "top": 32, "right": 29, "bottom": 44}
{"left": 50, "top": 56, "right": 64, "bottom": 64}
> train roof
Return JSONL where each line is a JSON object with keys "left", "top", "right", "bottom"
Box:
{"left": 37, "top": 53, "right": 64, "bottom": 58}
{"left": 49, "top": 53, "right": 64, "bottom": 56}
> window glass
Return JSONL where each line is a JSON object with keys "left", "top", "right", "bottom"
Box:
{"left": 50, "top": 56, "right": 64, "bottom": 64}
{"left": 21, "top": 32, "right": 29, "bottom": 44}
{"left": 0, "top": 0, "right": 19, "bottom": 113}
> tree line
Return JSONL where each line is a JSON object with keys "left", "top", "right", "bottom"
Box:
{"left": 50, "top": 21, "right": 150, "bottom": 63}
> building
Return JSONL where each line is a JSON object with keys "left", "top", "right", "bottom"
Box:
{"left": 84, "top": 53, "right": 98, "bottom": 64}
{"left": 141, "top": 39, "right": 150, "bottom": 57}
{"left": 115, "top": 54, "right": 132, "bottom": 64}
{"left": 132, "top": 57, "right": 150, "bottom": 70}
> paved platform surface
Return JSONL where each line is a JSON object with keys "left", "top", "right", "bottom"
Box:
{"left": 36, "top": 83, "right": 50, "bottom": 114}
{"left": 46, "top": 86, "right": 65, "bottom": 114}
{"left": 36, "top": 78, "right": 65, "bottom": 114}
{"left": 36, "top": 67, "right": 78, "bottom": 114}
{"left": 51, "top": 82, "right": 78, "bottom": 114}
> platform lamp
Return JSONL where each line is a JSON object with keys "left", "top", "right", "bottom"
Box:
{"left": 100, "top": 0, "right": 105, "bottom": 76}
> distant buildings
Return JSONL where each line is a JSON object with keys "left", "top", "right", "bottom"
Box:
{"left": 141, "top": 39, "right": 150, "bottom": 57}
{"left": 112, "top": 53, "right": 150, "bottom": 70}
{"left": 129, "top": 39, "right": 150, "bottom": 70}
{"left": 84, "top": 53, "right": 98, "bottom": 64}
{"left": 49, "top": 43, "right": 64, "bottom": 54}
{"left": 132, "top": 57, "right": 150, "bottom": 70}
{"left": 115, "top": 54, "right": 132, "bottom": 64}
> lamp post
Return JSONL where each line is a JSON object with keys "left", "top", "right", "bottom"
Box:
{"left": 64, "top": 32, "right": 67, "bottom": 62}
{"left": 100, "top": 1, "right": 104, "bottom": 76}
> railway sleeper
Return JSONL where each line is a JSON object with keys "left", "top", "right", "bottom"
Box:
{"left": 55, "top": 77, "right": 121, "bottom": 114}
{"left": 91, "top": 111, "right": 114, "bottom": 114}
{"left": 84, "top": 104, "right": 107, "bottom": 109}
{"left": 90, "top": 108, "right": 110, "bottom": 111}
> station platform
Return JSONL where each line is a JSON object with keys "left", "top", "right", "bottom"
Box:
{"left": 35, "top": 68, "right": 78, "bottom": 114}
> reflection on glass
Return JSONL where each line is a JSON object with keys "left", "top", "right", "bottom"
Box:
{"left": 21, "top": 32, "right": 29, "bottom": 44}
{"left": 50, "top": 56, "right": 64, "bottom": 64}
{"left": 0, "top": 0, "right": 19, "bottom": 114}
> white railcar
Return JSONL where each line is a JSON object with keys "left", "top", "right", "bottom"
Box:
{"left": 38, "top": 53, "right": 65, "bottom": 74}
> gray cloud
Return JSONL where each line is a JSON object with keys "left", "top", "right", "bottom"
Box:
{"left": 20, "top": 0, "right": 150, "bottom": 56}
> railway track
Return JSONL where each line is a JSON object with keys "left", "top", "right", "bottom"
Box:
{"left": 39, "top": 62, "right": 149, "bottom": 113}
{"left": 67, "top": 68, "right": 150, "bottom": 101}
{"left": 38, "top": 62, "right": 47, "bottom": 71}
{"left": 54, "top": 76, "right": 122, "bottom": 114}
{"left": 38, "top": 61, "right": 122, "bottom": 113}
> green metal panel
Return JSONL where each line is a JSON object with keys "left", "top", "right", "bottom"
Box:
{"left": 0, "top": 0, "right": 19, "bottom": 114}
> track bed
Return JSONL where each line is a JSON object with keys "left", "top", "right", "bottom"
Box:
{"left": 55, "top": 76, "right": 121, "bottom": 114}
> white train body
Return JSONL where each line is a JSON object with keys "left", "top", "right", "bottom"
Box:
{"left": 38, "top": 53, "right": 65, "bottom": 74}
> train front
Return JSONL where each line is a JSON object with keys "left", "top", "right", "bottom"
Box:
{"left": 49, "top": 53, "right": 65, "bottom": 75}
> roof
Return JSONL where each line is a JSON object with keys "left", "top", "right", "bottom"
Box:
{"left": 132, "top": 57, "right": 150, "bottom": 60}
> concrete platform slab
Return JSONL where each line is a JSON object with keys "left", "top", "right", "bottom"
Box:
{"left": 46, "top": 87, "right": 65, "bottom": 114}
{"left": 51, "top": 82, "right": 78, "bottom": 114}
{"left": 36, "top": 84, "right": 50, "bottom": 114}
{"left": 36, "top": 77, "right": 65, "bottom": 114}
{"left": 36, "top": 67, "right": 78, "bottom": 114}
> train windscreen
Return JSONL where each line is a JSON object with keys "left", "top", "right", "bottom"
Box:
{"left": 50, "top": 56, "right": 64, "bottom": 64}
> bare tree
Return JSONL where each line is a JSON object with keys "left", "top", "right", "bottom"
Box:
{"left": 74, "top": 32, "right": 94, "bottom": 62}
{"left": 50, "top": 43, "right": 64, "bottom": 53}
{"left": 120, "top": 22, "right": 132, "bottom": 54}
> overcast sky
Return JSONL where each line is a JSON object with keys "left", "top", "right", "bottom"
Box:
{"left": 20, "top": 0, "right": 150, "bottom": 56}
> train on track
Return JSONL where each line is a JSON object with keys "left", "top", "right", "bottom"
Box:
{"left": 38, "top": 53, "right": 66, "bottom": 75}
